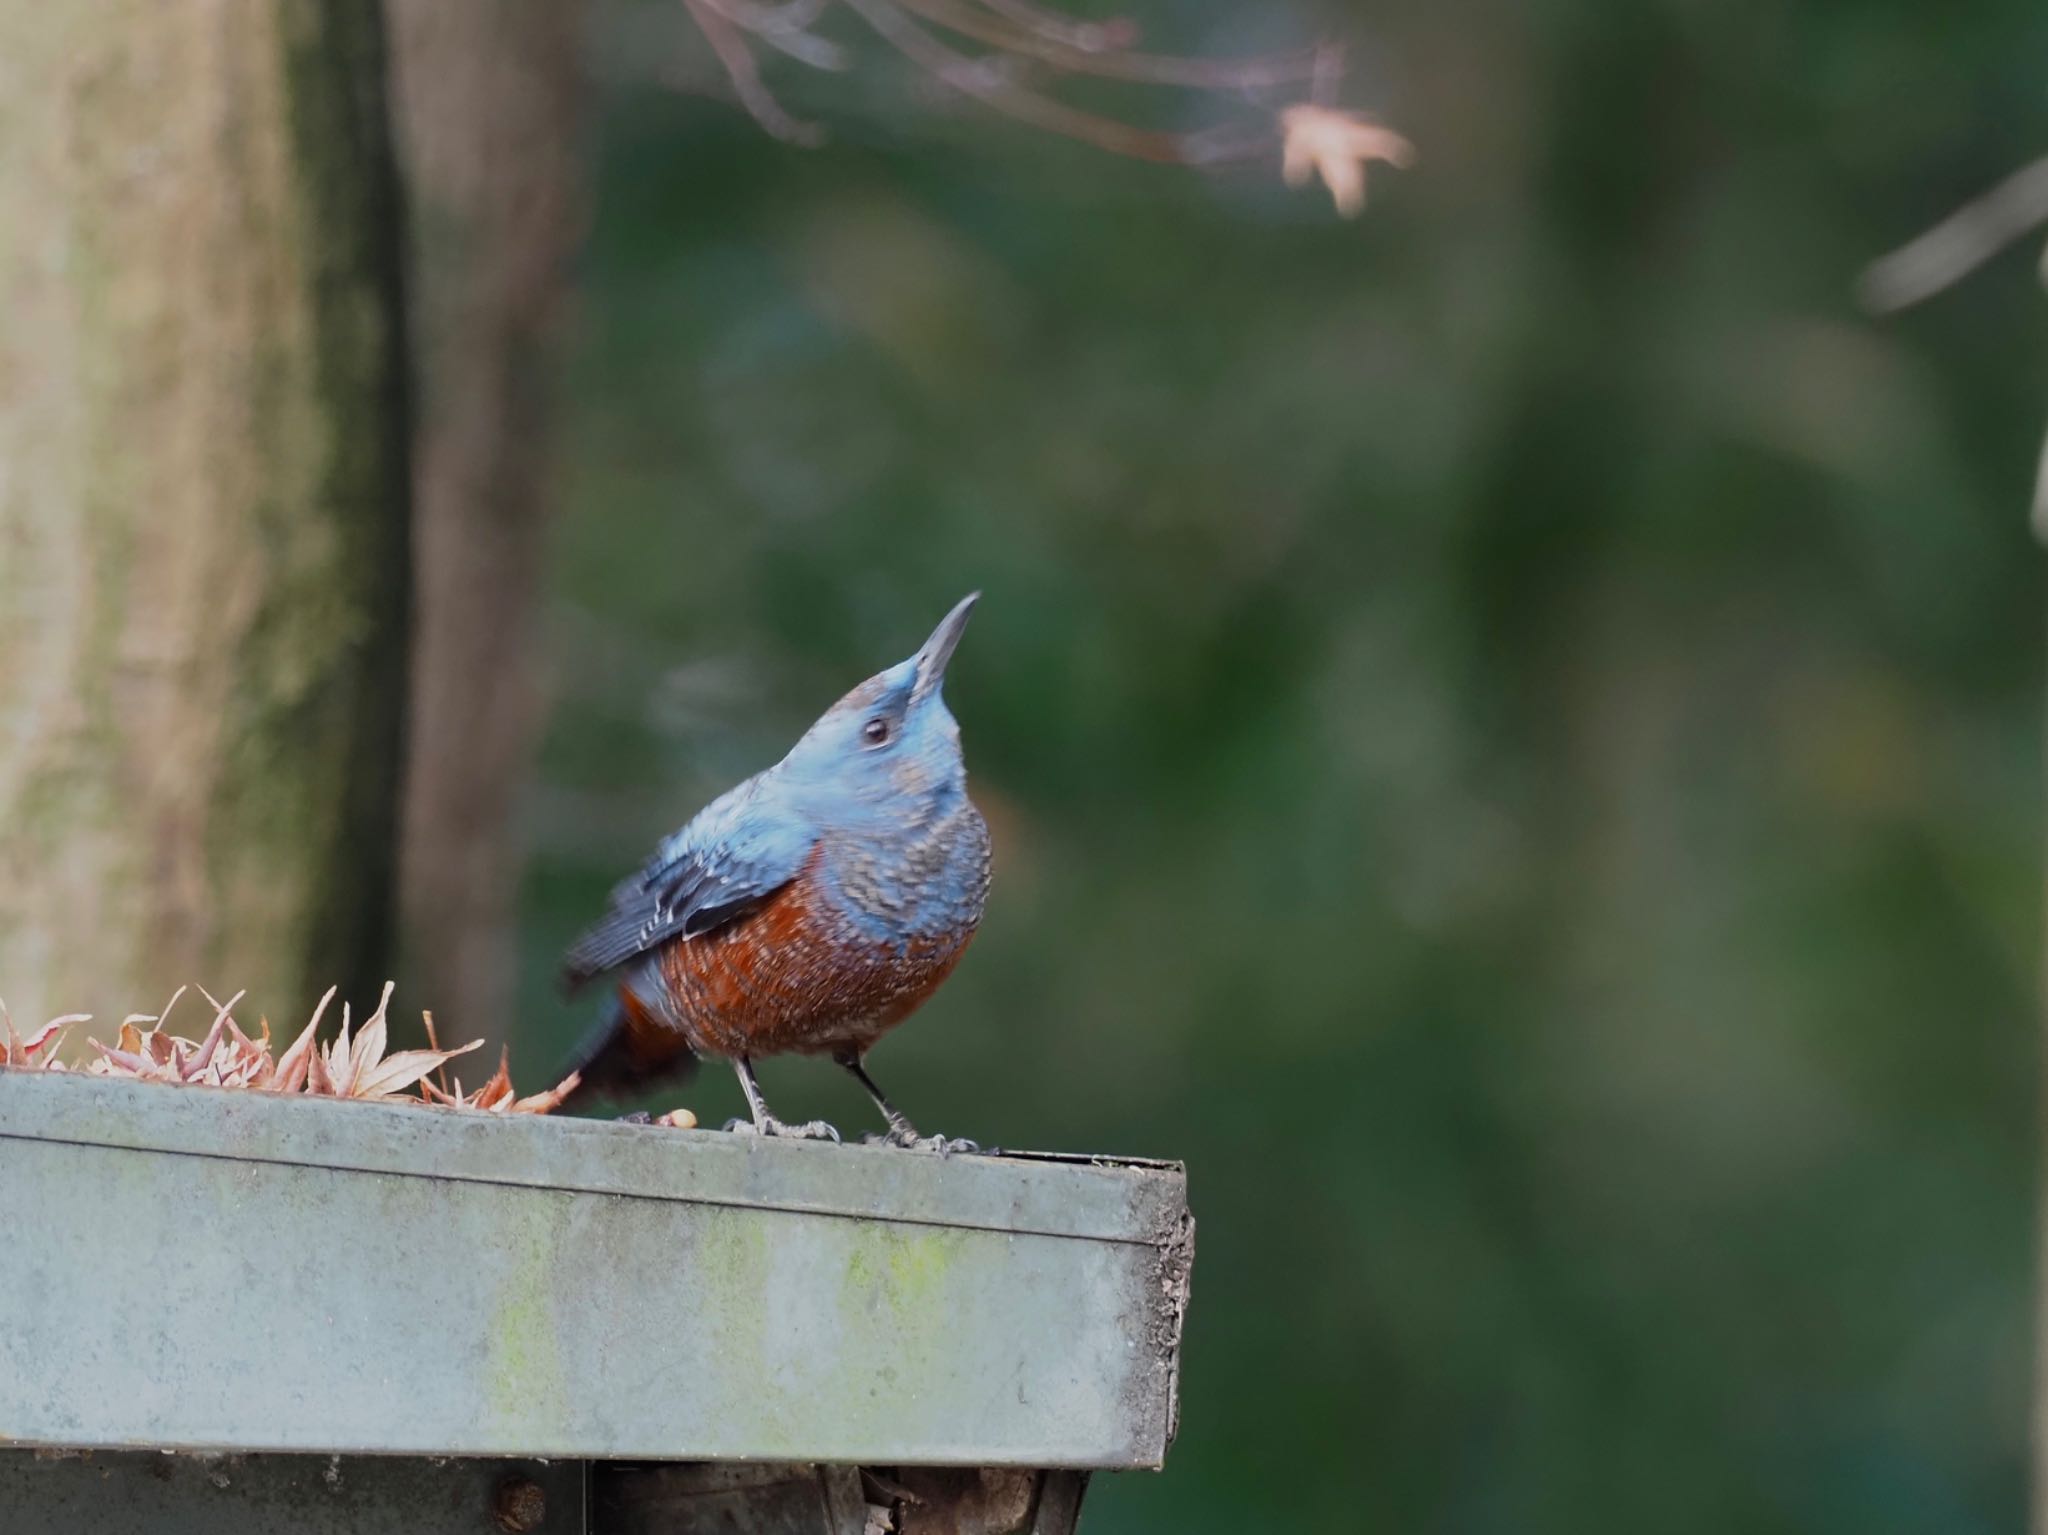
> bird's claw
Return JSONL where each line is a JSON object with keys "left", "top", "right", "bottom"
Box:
{"left": 726, "top": 1115, "right": 841, "bottom": 1143}
{"left": 862, "top": 1128, "right": 978, "bottom": 1156}
{"left": 615, "top": 1110, "right": 653, "bottom": 1125}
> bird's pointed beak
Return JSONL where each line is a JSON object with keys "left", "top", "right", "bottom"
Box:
{"left": 911, "top": 592, "right": 979, "bottom": 699}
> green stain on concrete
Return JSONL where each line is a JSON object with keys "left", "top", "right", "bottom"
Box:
{"left": 687, "top": 1209, "right": 814, "bottom": 1457}
{"left": 881, "top": 1225, "right": 969, "bottom": 1307}
{"left": 836, "top": 1224, "right": 978, "bottom": 1417}
{"left": 840, "top": 1223, "right": 971, "bottom": 1345}
{"left": 484, "top": 1208, "right": 568, "bottom": 1437}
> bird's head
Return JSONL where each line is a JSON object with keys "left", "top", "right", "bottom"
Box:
{"left": 781, "top": 593, "right": 979, "bottom": 816}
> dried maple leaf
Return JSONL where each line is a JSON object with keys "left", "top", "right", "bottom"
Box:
{"left": 20, "top": 980, "right": 627, "bottom": 1120}
{"left": 270, "top": 986, "right": 335, "bottom": 1095}
{"left": 187, "top": 988, "right": 276, "bottom": 1088}
{"left": 88, "top": 989, "right": 255, "bottom": 1086}
{"left": 310, "top": 983, "right": 481, "bottom": 1101}
{"left": 0, "top": 1000, "right": 85, "bottom": 1071}
{"left": 1279, "top": 104, "right": 1413, "bottom": 217}
{"left": 90, "top": 987, "right": 192, "bottom": 1081}
{"left": 420, "top": 1049, "right": 585, "bottom": 1115}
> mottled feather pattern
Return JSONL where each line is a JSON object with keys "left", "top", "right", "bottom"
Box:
{"left": 822, "top": 800, "right": 991, "bottom": 942}
{"left": 627, "top": 799, "right": 989, "bottom": 1059}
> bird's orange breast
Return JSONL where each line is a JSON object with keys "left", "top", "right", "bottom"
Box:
{"left": 637, "top": 850, "right": 975, "bottom": 1060}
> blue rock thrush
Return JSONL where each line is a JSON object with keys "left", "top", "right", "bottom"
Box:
{"left": 558, "top": 594, "right": 991, "bottom": 1148}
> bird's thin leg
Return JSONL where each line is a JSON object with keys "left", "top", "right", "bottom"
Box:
{"left": 837, "top": 1050, "right": 920, "bottom": 1139}
{"left": 727, "top": 1056, "right": 839, "bottom": 1142}
{"left": 835, "top": 1050, "right": 977, "bottom": 1155}
{"left": 732, "top": 1055, "right": 775, "bottom": 1127}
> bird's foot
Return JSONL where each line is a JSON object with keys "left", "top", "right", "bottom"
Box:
{"left": 863, "top": 1128, "right": 979, "bottom": 1156}
{"left": 615, "top": 1111, "right": 653, "bottom": 1125}
{"left": 772, "top": 1118, "right": 843, "bottom": 1142}
{"left": 724, "top": 1115, "right": 841, "bottom": 1142}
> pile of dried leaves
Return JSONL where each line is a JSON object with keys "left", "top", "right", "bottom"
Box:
{"left": 0, "top": 983, "right": 664, "bottom": 1121}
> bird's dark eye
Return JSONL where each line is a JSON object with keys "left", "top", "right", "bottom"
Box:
{"left": 861, "top": 717, "right": 890, "bottom": 746}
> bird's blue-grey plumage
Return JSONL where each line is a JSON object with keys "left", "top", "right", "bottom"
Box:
{"left": 560, "top": 778, "right": 819, "bottom": 988}
{"left": 558, "top": 594, "right": 990, "bottom": 1146}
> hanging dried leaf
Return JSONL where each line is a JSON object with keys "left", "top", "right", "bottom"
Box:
{"left": 661, "top": 0, "right": 1414, "bottom": 227}
{"left": 1279, "top": 104, "right": 1413, "bottom": 218}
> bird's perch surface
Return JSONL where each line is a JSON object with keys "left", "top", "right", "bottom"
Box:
{"left": 0, "top": 1072, "right": 1191, "bottom": 1469}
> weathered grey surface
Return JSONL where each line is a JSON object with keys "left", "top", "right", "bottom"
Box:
{"left": 0, "top": 1452, "right": 582, "bottom": 1535}
{"left": 0, "top": 1073, "right": 1193, "bottom": 1468}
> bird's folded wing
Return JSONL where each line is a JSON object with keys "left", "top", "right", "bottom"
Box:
{"left": 561, "top": 786, "right": 817, "bottom": 991}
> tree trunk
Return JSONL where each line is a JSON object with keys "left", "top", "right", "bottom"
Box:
{"left": 0, "top": 1, "right": 411, "bottom": 1028}
{"left": 385, "top": 0, "right": 583, "bottom": 1041}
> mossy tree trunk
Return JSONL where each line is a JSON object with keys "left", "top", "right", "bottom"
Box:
{"left": 0, "top": 1, "right": 411, "bottom": 1027}
{"left": 386, "top": 0, "right": 584, "bottom": 1040}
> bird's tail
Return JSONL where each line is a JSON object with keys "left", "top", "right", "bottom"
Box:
{"left": 556, "top": 990, "right": 700, "bottom": 1114}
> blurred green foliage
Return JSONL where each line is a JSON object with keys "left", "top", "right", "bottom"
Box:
{"left": 518, "top": 1, "right": 2048, "bottom": 1527}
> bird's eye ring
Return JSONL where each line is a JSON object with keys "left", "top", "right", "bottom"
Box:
{"left": 861, "top": 717, "right": 890, "bottom": 746}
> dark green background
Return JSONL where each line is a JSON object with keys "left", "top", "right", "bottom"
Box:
{"left": 517, "top": 2, "right": 2048, "bottom": 1528}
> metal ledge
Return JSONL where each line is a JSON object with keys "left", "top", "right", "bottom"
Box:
{"left": 0, "top": 1073, "right": 1192, "bottom": 1469}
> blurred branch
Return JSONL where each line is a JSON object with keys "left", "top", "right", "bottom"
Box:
{"left": 1861, "top": 155, "right": 2048, "bottom": 540}
{"left": 977, "top": 0, "right": 1137, "bottom": 52}
{"left": 700, "top": 0, "right": 847, "bottom": 68}
{"left": 2036, "top": 428, "right": 2048, "bottom": 546}
{"left": 682, "top": 0, "right": 827, "bottom": 143}
{"left": 1858, "top": 155, "right": 2048, "bottom": 313}
{"left": 703, "top": 0, "right": 830, "bottom": 32}
{"left": 670, "top": 0, "right": 1408, "bottom": 211}
{"left": 839, "top": 0, "right": 1271, "bottom": 164}
{"left": 884, "top": 0, "right": 1325, "bottom": 91}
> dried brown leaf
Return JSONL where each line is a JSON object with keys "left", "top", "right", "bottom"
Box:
{"left": 305, "top": 1033, "right": 337, "bottom": 1097}
{"left": 347, "top": 982, "right": 396, "bottom": 1091}
{"left": 354, "top": 1042, "right": 483, "bottom": 1100}
{"left": 33, "top": 1015, "right": 88, "bottom": 1047}
{"left": 418, "top": 1053, "right": 578, "bottom": 1115}
{"left": 421, "top": 1009, "right": 454, "bottom": 1098}
{"left": 186, "top": 989, "right": 245, "bottom": 1079}
{"left": 321, "top": 1000, "right": 360, "bottom": 1096}
{"left": 1, "top": 1009, "right": 83, "bottom": 1070}
{"left": 472, "top": 1049, "right": 517, "bottom": 1111}
{"left": 90, "top": 1042, "right": 163, "bottom": 1079}
{"left": 15, "top": 981, "right": 619, "bottom": 1119}
{"left": 272, "top": 986, "right": 335, "bottom": 1095}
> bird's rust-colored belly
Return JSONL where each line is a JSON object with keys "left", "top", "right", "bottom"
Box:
{"left": 648, "top": 861, "right": 975, "bottom": 1059}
